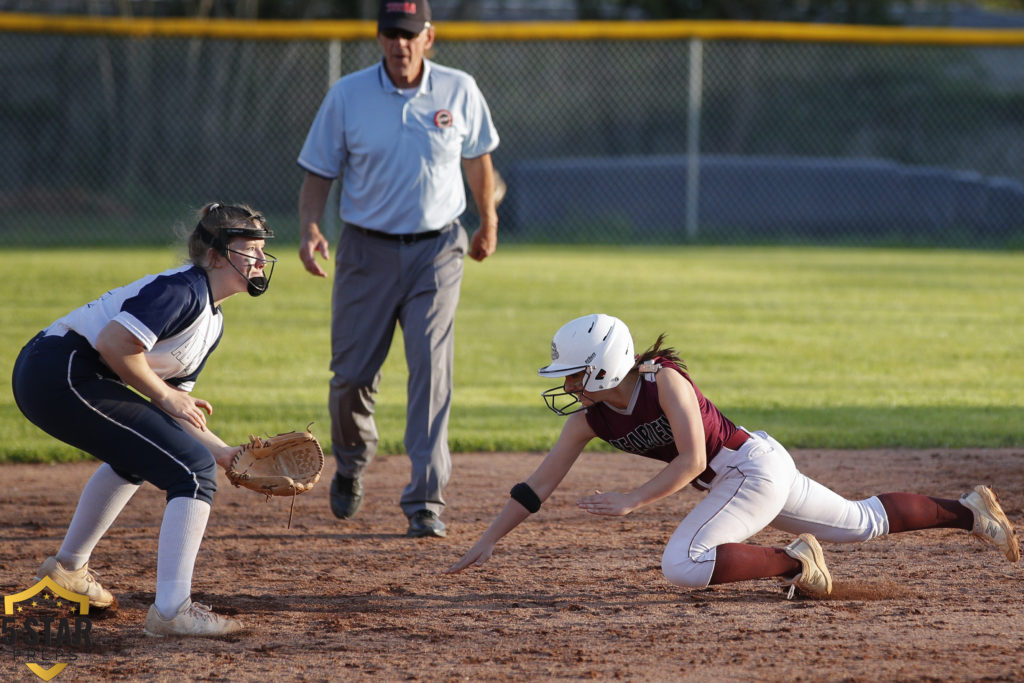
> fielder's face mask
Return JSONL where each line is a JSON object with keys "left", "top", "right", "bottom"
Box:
{"left": 196, "top": 221, "right": 277, "bottom": 297}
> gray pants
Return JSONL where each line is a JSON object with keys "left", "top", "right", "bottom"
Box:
{"left": 329, "top": 222, "right": 467, "bottom": 517}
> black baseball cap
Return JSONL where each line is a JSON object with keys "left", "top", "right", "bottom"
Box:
{"left": 378, "top": 0, "right": 431, "bottom": 33}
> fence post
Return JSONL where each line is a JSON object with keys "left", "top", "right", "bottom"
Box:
{"left": 685, "top": 37, "right": 703, "bottom": 241}
{"left": 325, "top": 39, "right": 342, "bottom": 241}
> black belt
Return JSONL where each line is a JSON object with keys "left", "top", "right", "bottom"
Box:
{"left": 347, "top": 223, "right": 444, "bottom": 244}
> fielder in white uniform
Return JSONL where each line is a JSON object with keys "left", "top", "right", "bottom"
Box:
{"left": 12, "top": 203, "right": 276, "bottom": 636}
{"left": 448, "top": 314, "right": 1020, "bottom": 596}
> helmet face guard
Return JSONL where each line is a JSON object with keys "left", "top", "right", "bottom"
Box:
{"left": 539, "top": 365, "right": 590, "bottom": 416}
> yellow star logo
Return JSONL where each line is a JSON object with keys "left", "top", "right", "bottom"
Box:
{"left": 5, "top": 576, "right": 93, "bottom": 681}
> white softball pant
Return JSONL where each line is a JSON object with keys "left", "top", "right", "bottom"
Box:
{"left": 661, "top": 430, "right": 889, "bottom": 588}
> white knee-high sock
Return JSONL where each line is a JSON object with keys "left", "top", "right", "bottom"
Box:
{"left": 57, "top": 463, "right": 141, "bottom": 570}
{"left": 155, "top": 497, "right": 211, "bottom": 619}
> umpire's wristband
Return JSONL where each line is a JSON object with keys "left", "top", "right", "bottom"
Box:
{"left": 510, "top": 482, "right": 542, "bottom": 513}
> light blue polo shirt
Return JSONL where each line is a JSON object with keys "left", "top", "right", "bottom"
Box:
{"left": 298, "top": 58, "right": 499, "bottom": 234}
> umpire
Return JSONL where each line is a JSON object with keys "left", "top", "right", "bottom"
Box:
{"left": 296, "top": 0, "right": 500, "bottom": 538}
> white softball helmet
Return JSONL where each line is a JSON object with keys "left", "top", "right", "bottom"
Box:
{"left": 538, "top": 313, "right": 635, "bottom": 415}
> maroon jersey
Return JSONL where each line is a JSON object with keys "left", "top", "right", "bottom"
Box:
{"left": 584, "top": 360, "right": 740, "bottom": 483}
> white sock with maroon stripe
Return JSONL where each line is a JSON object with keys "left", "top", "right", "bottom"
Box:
{"left": 57, "top": 463, "right": 141, "bottom": 570}
{"left": 155, "top": 497, "right": 211, "bottom": 620}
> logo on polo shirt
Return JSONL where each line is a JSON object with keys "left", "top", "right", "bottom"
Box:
{"left": 433, "top": 110, "right": 453, "bottom": 128}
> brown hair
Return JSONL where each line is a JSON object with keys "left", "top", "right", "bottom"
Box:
{"left": 634, "top": 333, "right": 687, "bottom": 371}
{"left": 187, "top": 202, "right": 269, "bottom": 267}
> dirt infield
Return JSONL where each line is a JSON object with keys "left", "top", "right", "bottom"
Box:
{"left": 1, "top": 449, "right": 1022, "bottom": 682}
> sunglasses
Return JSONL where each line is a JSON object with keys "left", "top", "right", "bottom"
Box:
{"left": 380, "top": 28, "right": 421, "bottom": 40}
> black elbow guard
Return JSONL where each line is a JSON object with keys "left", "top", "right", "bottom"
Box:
{"left": 510, "top": 482, "right": 542, "bottom": 513}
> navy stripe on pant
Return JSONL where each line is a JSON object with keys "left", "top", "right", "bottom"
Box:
{"left": 12, "top": 331, "right": 217, "bottom": 504}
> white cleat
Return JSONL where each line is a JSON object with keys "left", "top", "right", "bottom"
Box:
{"left": 144, "top": 600, "right": 244, "bottom": 638}
{"left": 782, "top": 533, "right": 833, "bottom": 598}
{"left": 960, "top": 485, "right": 1020, "bottom": 563}
{"left": 35, "top": 556, "right": 116, "bottom": 608}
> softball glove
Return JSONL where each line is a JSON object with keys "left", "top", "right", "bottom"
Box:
{"left": 227, "top": 428, "right": 324, "bottom": 497}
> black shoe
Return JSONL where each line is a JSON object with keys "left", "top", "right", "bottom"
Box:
{"left": 406, "top": 510, "right": 447, "bottom": 538}
{"left": 329, "top": 473, "right": 363, "bottom": 520}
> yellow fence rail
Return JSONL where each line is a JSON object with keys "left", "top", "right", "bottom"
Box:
{"left": 3, "top": 11, "right": 1024, "bottom": 45}
{"left": 3, "top": 11, "right": 1023, "bottom": 246}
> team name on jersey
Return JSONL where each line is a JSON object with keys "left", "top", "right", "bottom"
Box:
{"left": 164, "top": 316, "right": 220, "bottom": 376}
{"left": 608, "top": 415, "right": 674, "bottom": 455}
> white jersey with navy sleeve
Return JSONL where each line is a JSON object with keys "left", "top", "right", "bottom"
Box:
{"left": 43, "top": 265, "right": 223, "bottom": 392}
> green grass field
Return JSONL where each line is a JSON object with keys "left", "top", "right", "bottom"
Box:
{"left": 2, "top": 244, "right": 1022, "bottom": 463}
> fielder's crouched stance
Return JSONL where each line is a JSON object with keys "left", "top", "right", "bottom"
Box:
{"left": 447, "top": 314, "right": 1020, "bottom": 595}
{"left": 12, "top": 203, "right": 276, "bottom": 636}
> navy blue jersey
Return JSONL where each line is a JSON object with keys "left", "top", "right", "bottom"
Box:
{"left": 44, "top": 265, "right": 223, "bottom": 391}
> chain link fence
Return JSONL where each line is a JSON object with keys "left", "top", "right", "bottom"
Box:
{"left": 2, "top": 17, "right": 1023, "bottom": 247}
